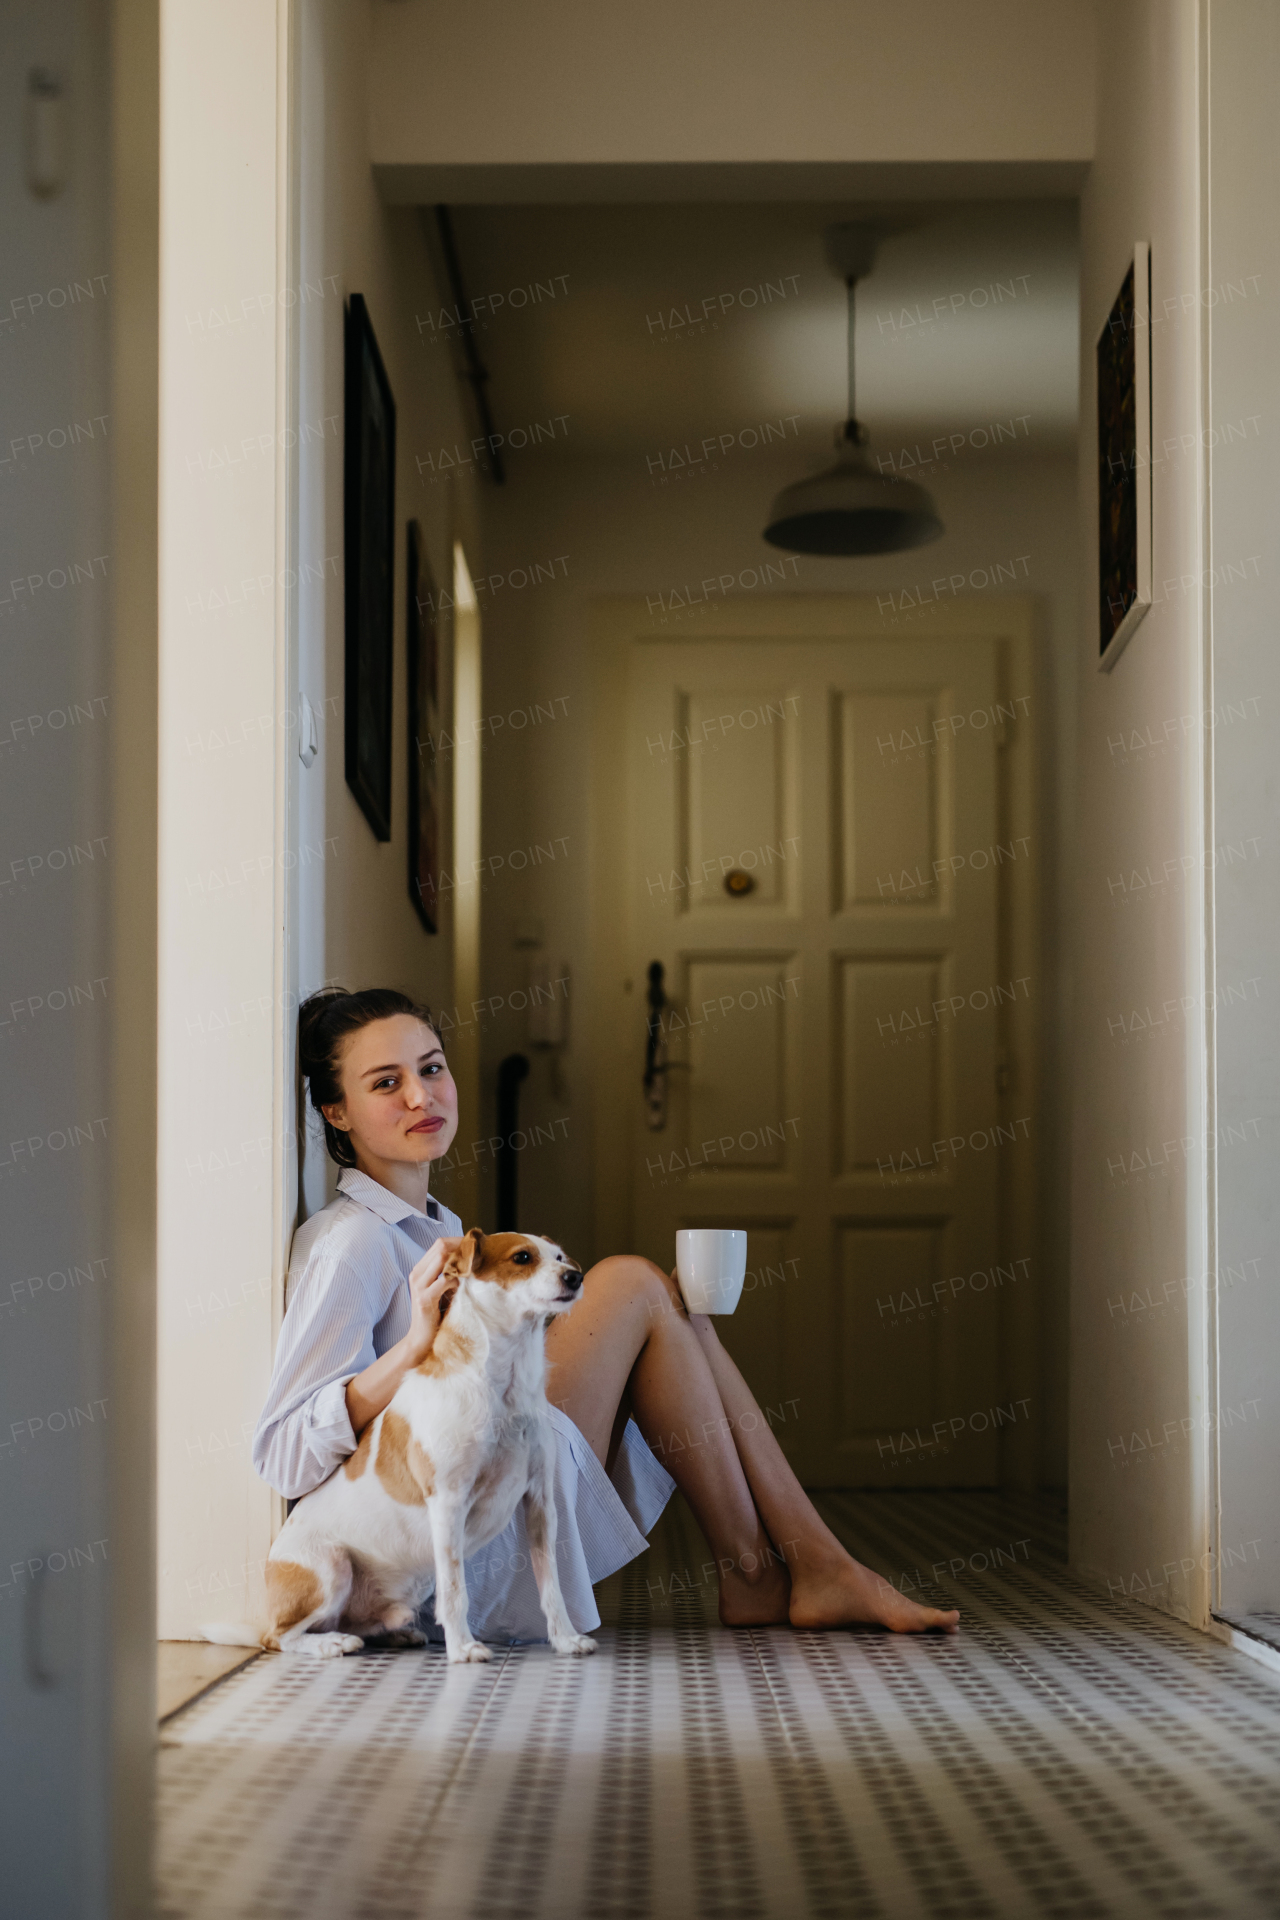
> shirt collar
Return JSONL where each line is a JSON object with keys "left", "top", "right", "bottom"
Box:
{"left": 337, "top": 1165, "right": 443, "bottom": 1225}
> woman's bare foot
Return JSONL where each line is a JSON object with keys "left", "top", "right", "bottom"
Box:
{"left": 718, "top": 1550, "right": 792, "bottom": 1626}
{"left": 789, "top": 1552, "right": 960, "bottom": 1633}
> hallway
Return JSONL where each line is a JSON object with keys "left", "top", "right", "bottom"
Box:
{"left": 157, "top": 1493, "right": 1280, "bottom": 1919}
{"left": 9, "top": 2, "right": 1280, "bottom": 1908}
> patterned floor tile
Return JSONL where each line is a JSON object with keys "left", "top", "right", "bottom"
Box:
{"left": 155, "top": 1494, "right": 1280, "bottom": 1919}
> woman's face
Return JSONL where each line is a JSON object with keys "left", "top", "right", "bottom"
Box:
{"left": 322, "top": 1014, "right": 459, "bottom": 1174}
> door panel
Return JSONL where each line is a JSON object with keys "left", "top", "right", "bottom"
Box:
{"left": 627, "top": 634, "right": 1004, "bottom": 1483}
{"left": 838, "top": 692, "right": 941, "bottom": 909}
{"left": 839, "top": 1225, "right": 942, "bottom": 1436}
{"left": 681, "top": 955, "right": 796, "bottom": 1168}
{"left": 681, "top": 689, "right": 794, "bottom": 912}
{"left": 839, "top": 959, "right": 942, "bottom": 1173}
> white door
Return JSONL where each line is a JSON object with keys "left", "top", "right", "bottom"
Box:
{"left": 622, "top": 632, "right": 1013, "bottom": 1485}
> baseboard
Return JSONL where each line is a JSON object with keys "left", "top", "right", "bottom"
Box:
{"left": 1204, "top": 1615, "right": 1280, "bottom": 1680}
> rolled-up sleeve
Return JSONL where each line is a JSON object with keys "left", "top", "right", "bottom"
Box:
{"left": 252, "top": 1241, "right": 389, "bottom": 1499}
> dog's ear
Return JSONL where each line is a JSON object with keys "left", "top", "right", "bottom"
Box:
{"left": 439, "top": 1229, "right": 484, "bottom": 1282}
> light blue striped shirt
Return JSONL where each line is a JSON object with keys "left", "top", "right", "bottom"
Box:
{"left": 252, "top": 1167, "right": 673, "bottom": 1640}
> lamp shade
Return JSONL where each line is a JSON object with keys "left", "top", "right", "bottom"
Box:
{"left": 763, "top": 443, "right": 943, "bottom": 556}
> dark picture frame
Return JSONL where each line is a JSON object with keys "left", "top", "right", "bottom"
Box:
{"left": 1096, "top": 242, "right": 1152, "bottom": 672}
{"left": 406, "top": 520, "right": 441, "bottom": 932}
{"left": 344, "top": 293, "right": 397, "bottom": 838}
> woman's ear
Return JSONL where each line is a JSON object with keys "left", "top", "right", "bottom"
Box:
{"left": 320, "top": 1101, "right": 349, "bottom": 1133}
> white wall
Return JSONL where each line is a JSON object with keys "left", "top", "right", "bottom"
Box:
{"left": 1068, "top": 0, "right": 1211, "bottom": 1621}
{"left": 156, "top": 0, "right": 287, "bottom": 1640}
{"left": 158, "top": 0, "right": 481, "bottom": 1639}
{"left": 1205, "top": 0, "right": 1280, "bottom": 1620}
{"left": 473, "top": 441, "right": 1079, "bottom": 1484}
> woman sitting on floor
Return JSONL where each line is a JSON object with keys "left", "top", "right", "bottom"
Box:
{"left": 253, "top": 986, "right": 959, "bottom": 1644}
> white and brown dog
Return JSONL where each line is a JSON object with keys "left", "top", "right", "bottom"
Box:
{"left": 205, "top": 1229, "right": 596, "bottom": 1664}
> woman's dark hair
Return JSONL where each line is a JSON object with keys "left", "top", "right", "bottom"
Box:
{"left": 298, "top": 986, "right": 441, "bottom": 1168}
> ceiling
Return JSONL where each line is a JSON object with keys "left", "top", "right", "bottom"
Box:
{"left": 441, "top": 199, "right": 1080, "bottom": 476}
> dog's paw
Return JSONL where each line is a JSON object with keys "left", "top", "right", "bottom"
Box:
{"left": 367, "top": 1626, "right": 427, "bottom": 1649}
{"left": 551, "top": 1632, "right": 597, "bottom": 1657}
{"left": 304, "top": 1632, "right": 365, "bottom": 1659}
{"left": 447, "top": 1639, "right": 493, "bottom": 1664}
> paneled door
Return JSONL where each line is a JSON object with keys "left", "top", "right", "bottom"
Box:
{"left": 622, "top": 631, "right": 1009, "bottom": 1485}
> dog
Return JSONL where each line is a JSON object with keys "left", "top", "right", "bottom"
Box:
{"left": 204, "top": 1228, "right": 597, "bottom": 1664}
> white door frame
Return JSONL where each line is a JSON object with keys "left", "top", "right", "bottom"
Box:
{"left": 156, "top": 0, "right": 295, "bottom": 1637}
{"left": 586, "top": 594, "right": 1043, "bottom": 1487}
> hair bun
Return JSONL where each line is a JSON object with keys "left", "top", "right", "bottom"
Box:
{"left": 297, "top": 986, "right": 353, "bottom": 1075}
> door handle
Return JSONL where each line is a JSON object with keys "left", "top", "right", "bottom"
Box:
{"left": 23, "top": 1562, "right": 57, "bottom": 1690}
{"left": 643, "top": 962, "right": 691, "bottom": 1131}
{"left": 643, "top": 961, "right": 666, "bottom": 1130}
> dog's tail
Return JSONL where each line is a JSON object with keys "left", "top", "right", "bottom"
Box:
{"left": 199, "top": 1621, "right": 263, "bottom": 1649}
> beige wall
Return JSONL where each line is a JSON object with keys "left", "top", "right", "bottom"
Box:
{"left": 159, "top": 0, "right": 480, "bottom": 1639}
{"left": 293, "top": 0, "right": 482, "bottom": 1222}
{"left": 1068, "top": 0, "right": 1211, "bottom": 1620}
{"left": 369, "top": 0, "right": 1095, "bottom": 174}
{"left": 473, "top": 443, "right": 1080, "bottom": 1484}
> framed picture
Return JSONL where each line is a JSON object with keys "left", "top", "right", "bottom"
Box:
{"left": 1097, "top": 242, "right": 1152, "bottom": 672}
{"left": 407, "top": 520, "right": 440, "bottom": 932}
{"left": 344, "top": 293, "right": 397, "bottom": 837}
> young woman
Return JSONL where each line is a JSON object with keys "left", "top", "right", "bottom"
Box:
{"left": 253, "top": 986, "right": 959, "bottom": 1643}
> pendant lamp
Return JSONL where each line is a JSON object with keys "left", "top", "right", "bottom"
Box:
{"left": 763, "top": 223, "right": 943, "bottom": 556}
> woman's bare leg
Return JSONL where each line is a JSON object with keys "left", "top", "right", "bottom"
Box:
{"left": 545, "top": 1255, "right": 789, "bottom": 1623}
{"left": 546, "top": 1256, "right": 957, "bottom": 1632}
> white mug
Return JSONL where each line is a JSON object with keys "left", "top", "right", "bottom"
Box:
{"left": 675, "top": 1229, "right": 747, "bottom": 1315}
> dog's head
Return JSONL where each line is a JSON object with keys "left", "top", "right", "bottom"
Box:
{"left": 443, "top": 1229, "right": 584, "bottom": 1321}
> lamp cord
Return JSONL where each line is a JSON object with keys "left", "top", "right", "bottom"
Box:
{"left": 846, "top": 275, "right": 857, "bottom": 427}
{"left": 842, "top": 277, "right": 867, "bottom": 447}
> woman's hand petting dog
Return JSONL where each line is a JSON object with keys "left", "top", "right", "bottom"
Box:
{"left": 342, "top": 1237, "right": 463, "bottom": 1440}
{"left": 404, "top": 1238, "right": 462, "bottom": 1365}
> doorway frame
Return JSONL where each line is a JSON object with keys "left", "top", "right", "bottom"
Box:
{"left": 586, "top": 593, "right": 1044, "bottom": 1487}
{"left": 154, "top": 0, "right": 295, "bottom": 1638}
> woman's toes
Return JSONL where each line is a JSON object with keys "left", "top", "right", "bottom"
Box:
{"left": 876, "top": 1592, "right": 961, "bottom": 1633}
{"left": 788, "top": 1561, "right": 961, "bottom": 1633}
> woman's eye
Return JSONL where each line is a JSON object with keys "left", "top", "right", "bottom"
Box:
{"left": 374, "top": 1076, "right": 397, "bottom": 1091}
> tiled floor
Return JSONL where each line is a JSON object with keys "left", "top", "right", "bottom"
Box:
{"left": 159, "top": 1643, "right": 260, "bottom": 1721}
{"left": 156, "top": 1491, "right": 1280, "bottom": 1918}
